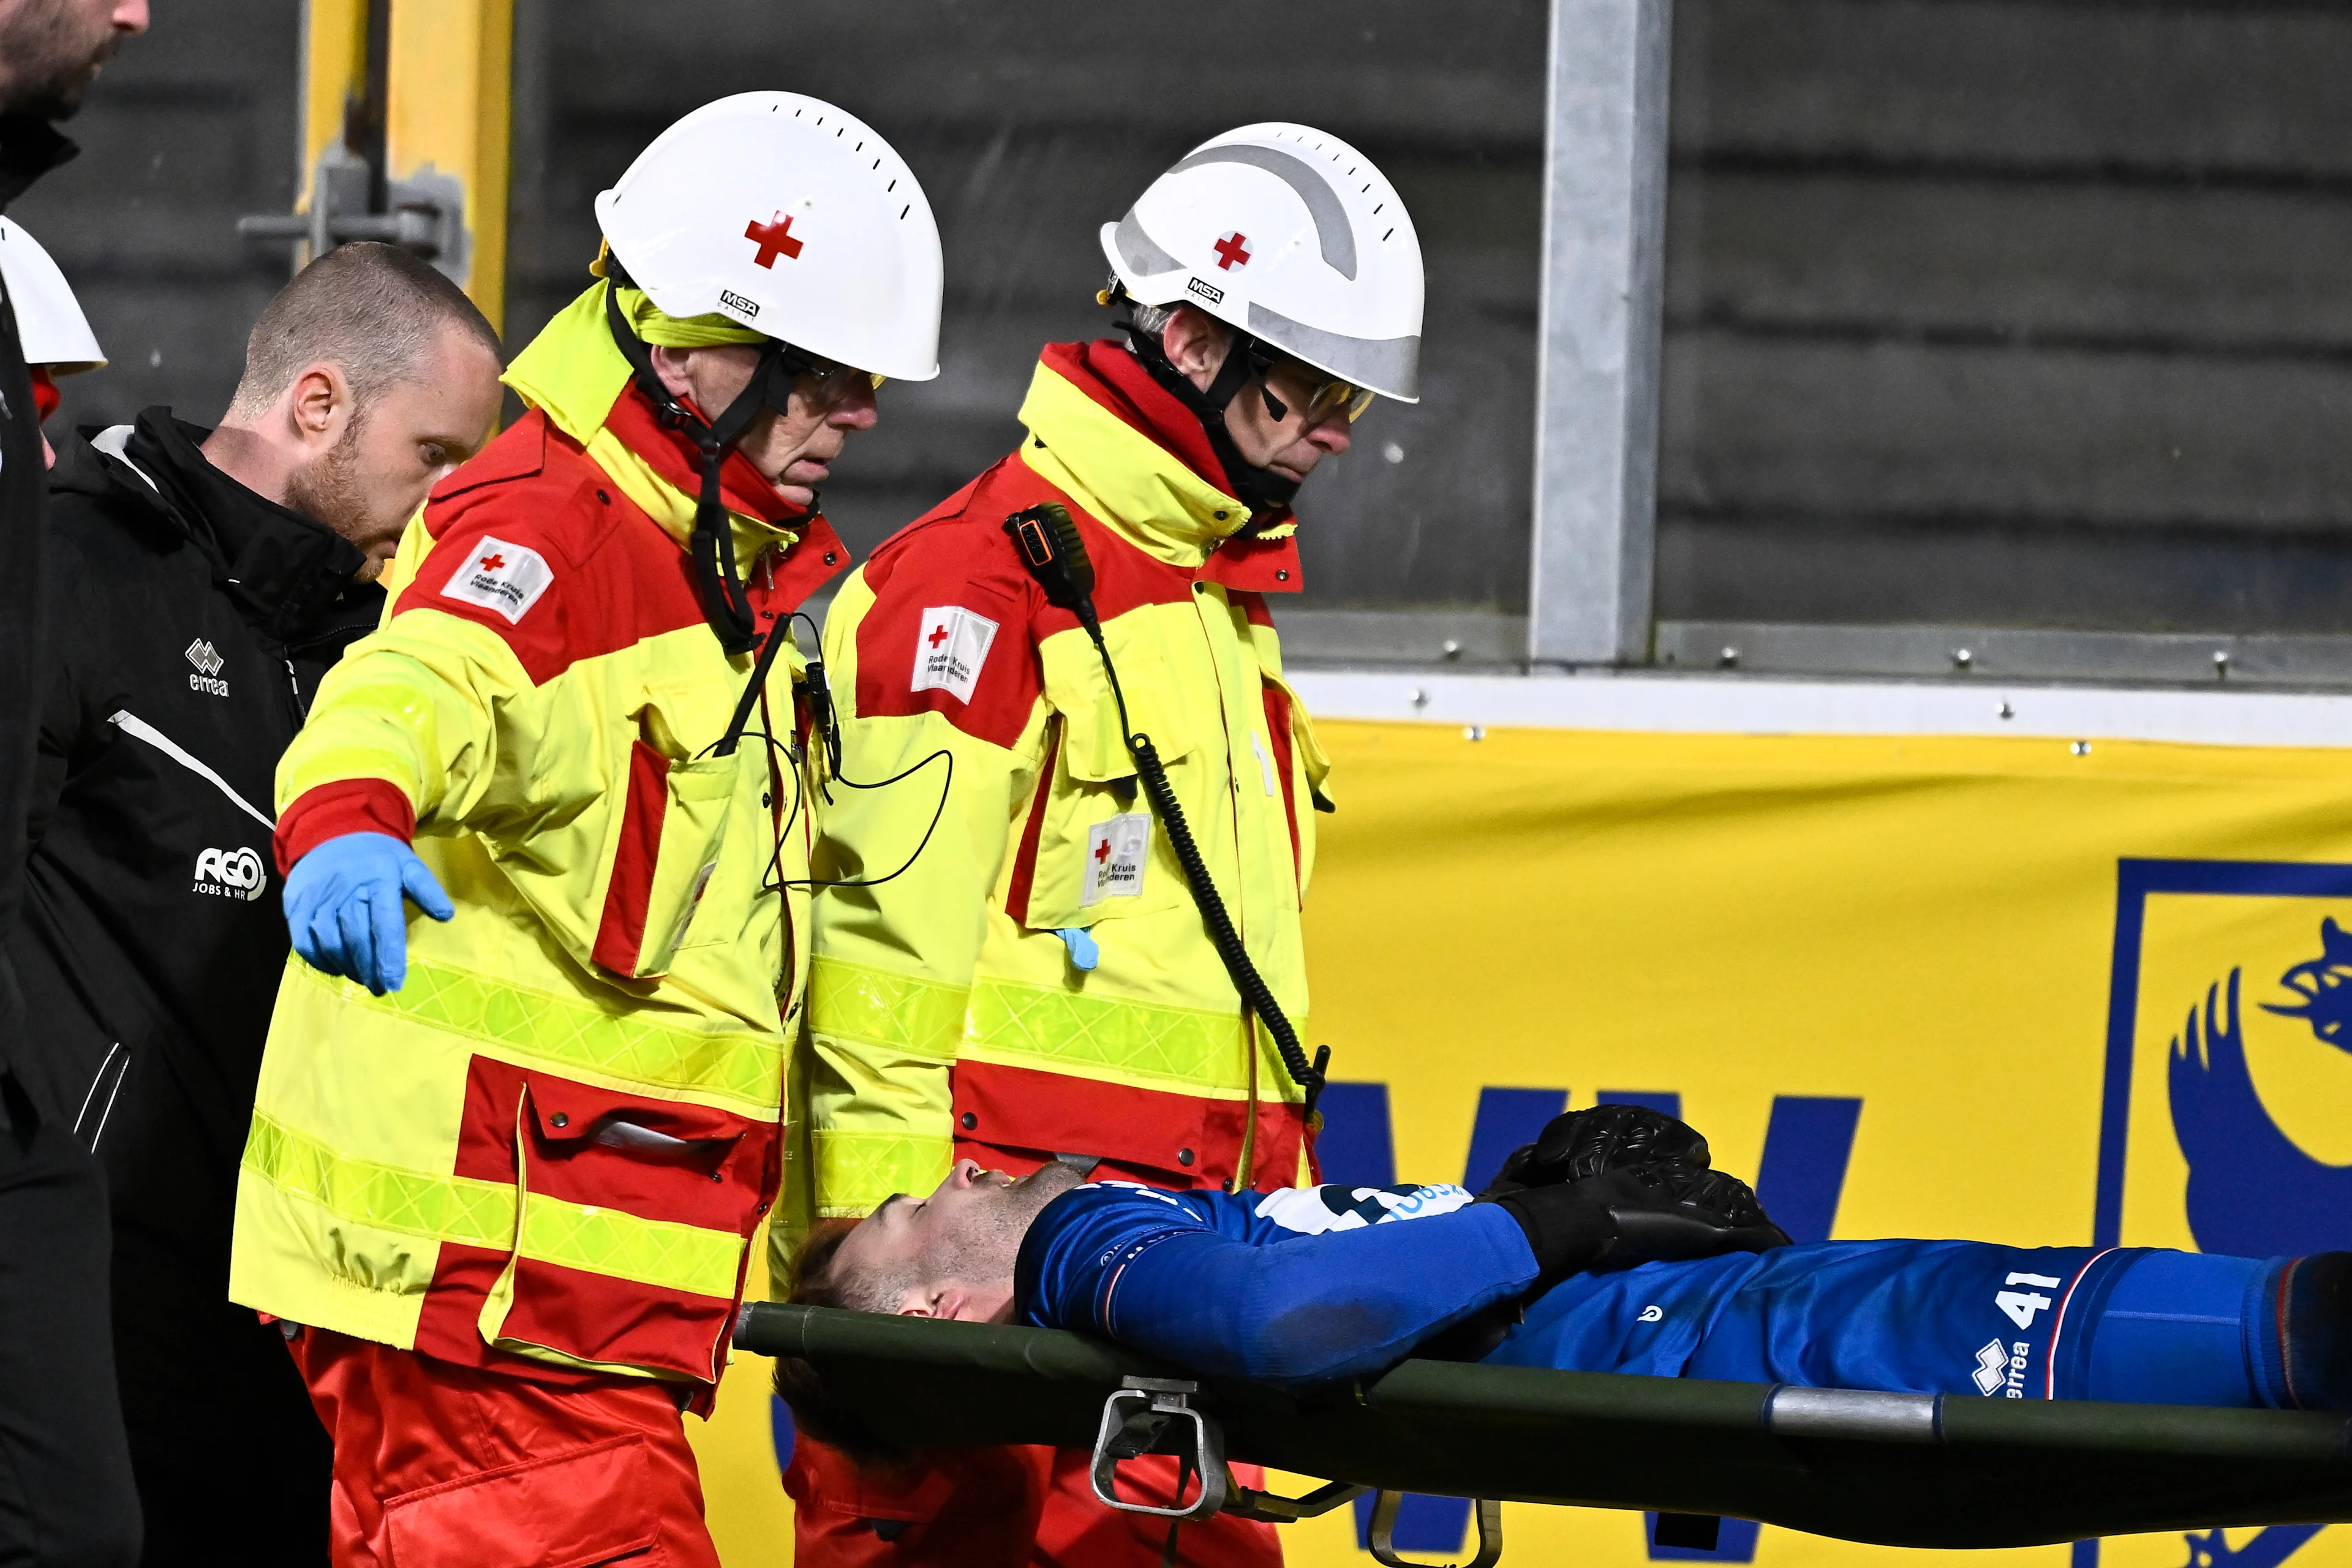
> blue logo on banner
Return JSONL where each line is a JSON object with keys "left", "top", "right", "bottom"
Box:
{"left": 2093, "top": 859, "right": 2352, "bottom": 1568}
{"left": 2095, "top": 859, "right": 2352, "bottom": 1255}
{"left": 2169, "top": 944, "right": 2352, "bottom": 1260}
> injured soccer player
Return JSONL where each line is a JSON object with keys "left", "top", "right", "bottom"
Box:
{"left": 777, "top": 1106, "right": 2352, "bottom": 1460}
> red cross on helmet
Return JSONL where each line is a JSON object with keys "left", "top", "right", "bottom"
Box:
{"left": 593, "top": 92, "right": 944, "bottom": 382}
{"left": 1100, "top": 123, "right": 1423, "bottom": 403}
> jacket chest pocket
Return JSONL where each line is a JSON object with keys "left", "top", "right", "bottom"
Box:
{"left": 592, "top": 737, "right": 748, "bottom": 981}
{"left": 1012, "top": 639, "right": 1207, "bottom": 934}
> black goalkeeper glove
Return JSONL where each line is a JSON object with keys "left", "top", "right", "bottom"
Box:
{"left": 1481, "top": 1162, "right": 1792, "bottom": 1290}
{"left": 1480, "top": 1103, "right": 1714, "bottom": 1199}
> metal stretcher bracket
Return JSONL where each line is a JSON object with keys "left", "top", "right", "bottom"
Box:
{"left": 1088, "top": 1378, "right": 1503, "bottom": 1564}
{"left": 1090, "top": 1376, "right": 1229, "bottom": 1521}
{"left": 1367, "top": 1493, "right": 1504, "bottom": 1568}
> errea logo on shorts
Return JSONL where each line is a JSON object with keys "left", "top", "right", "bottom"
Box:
{"left": 1972, "top": 1337, "right": 2032, "bottom": 1398}
{"left": 192, "top": 845, "right": 267, "bottom": 902}
{"left": 911, "top": 605, "right": 998, "bottom": 704}
{"left": 440, "top": 537, "right": 552, "bottom": 624}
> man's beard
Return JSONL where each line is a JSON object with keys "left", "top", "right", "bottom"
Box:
{"left": 0, "top": 0, "right": 123, "bottom": 121}
{"left": 921, "top": 1161, "right": 1087, "bottom": 1292}
{"left": 284, "top": 420, "right": 373, "bottom": 562}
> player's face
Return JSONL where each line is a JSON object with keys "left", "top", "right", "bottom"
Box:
{"left": 842, "top": 1159, "right": 1083, "bottom": 1322}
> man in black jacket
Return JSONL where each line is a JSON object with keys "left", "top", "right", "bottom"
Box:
{"left": 11, "top": 241, "right": 501, "bottom": 1564}
{"left": 0, "top": 2, "right": 153, "bottom": 1564}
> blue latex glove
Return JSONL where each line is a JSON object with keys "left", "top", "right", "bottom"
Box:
{"left": 1054, "top": 927, "right": 1099, "bottom": 971}
{"left": 283, "top": 831, "right": 454, "bottom": 995}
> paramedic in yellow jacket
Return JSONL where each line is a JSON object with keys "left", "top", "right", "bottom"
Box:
{"left": 227, "top": 95, "right": 941, "bottom": 1567}
{"left": 786, "top": 123, "right": 1425, "bottom": 1562}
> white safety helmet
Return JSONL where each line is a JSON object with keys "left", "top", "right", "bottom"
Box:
{"left": 595, "top": 91, "right": 943, "bottom": 381}
{"left": 0, "top": 217, "right": 103, "bottom": 374}
{"left": 1101, "top": 123, "right": 1422, "bottom": 404}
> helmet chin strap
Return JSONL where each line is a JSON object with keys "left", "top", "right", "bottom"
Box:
{"left": 1115, "top": 305, "right": 1302, "bottom": 519}
{"left": 603, "top": 280, "right": 808, "bottom": 654}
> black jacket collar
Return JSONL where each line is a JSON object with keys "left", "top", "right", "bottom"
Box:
{"left": 54, "top": 407, "right": 374, "bottom": 643}
{"left": 0, "top": 116, "right": 74, "bottom": 211}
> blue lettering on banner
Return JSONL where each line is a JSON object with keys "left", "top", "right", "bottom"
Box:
{"left": 2174, "top": 1525, "right": 2325, "bottom": 1568}
{"left": 771, "top": 1391, "right": 794, "bottom": 1471}
{"left": 1460, "top": 1087, "right": 1570, "bottom": 1192}
{"left": 1311, "top": 1083, "right": 1863, "bottom": 1561}
{"left": 1647, "top": 1513, "right": 1765, "bottom": 1561}
{"left": 1313, "top": 1081, "right": 1399, "bottom": 1189}
{"left": 1757, "top": 1096, "right": 1864, "bottom": 1247}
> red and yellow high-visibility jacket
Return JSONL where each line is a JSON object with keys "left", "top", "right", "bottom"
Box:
{"left": 787, "top": 339, "right": 1333, "bottom": 1267}
{"left": 230, "top": 281, "right": 842, "bottom": 1392}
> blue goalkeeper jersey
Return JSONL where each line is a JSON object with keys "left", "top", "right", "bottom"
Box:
{"left": 1012, "top": 1180, "right": 2297, "bottom": 1409}
{"left": 1012, "top": 1180, "right": 1528, "bottom": 1386}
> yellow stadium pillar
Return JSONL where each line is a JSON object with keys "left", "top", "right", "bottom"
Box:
{"left": 384, "top": 0, "right": 513, "bottom": 333}
{"left": 298, "top": 0, "right": 369, "bottom": 184}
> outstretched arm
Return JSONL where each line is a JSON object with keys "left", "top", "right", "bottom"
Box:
{"left": 1061, "top": 1204, "right": 1541, "bottom": 1387}
{"left": 1023, "top": 1170, "right": 1790, "bottom": 1387}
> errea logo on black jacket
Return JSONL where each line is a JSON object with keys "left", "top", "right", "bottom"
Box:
{"left": 184, "top": 638, "right": 228, "bottom": 696}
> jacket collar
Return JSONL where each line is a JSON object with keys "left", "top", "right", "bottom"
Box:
{"left": 1017, "top": 341, "right": 1303, "bottom": 592}
{"left": 0, "top": 117, "right": 73, "bottom": 211}
{"left": 426, "top": 408, "right": 848, "bottom": 614}
{"left": 62, "top": 408, "right": 371, "bottom": 641}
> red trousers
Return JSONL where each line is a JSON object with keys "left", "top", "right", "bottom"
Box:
{"left": 288, "top": 1327, "right": 719, "bottom": 1568}
{"left": 785, "top": 1433, "right": 1282, "bottom": 1567}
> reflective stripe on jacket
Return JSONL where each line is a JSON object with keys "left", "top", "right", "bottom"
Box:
{"left": 230, "top": 281, "right": 843, "bottom": 1389}
{"left": 792, "top": 339, "right": 1331, "bottom": 1266}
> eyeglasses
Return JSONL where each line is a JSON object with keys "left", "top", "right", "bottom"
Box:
{"left": 1259, "top": 353, "right": 1375, "bottom": 424}
{"left": 1243, "top": 345, "right": 1379, "bottom": 426}
{"left": 797, "top": 356, "right": 886, "bottom": 410}
{"left": 1302, "top": 372, "right": 1376, "bottom": 424}
{"left": 766, "top": 345, "right": 884, "bottom": 413}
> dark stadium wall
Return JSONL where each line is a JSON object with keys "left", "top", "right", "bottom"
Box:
{"left": 23, "top": 0, "right": 2352, "bottom": 635}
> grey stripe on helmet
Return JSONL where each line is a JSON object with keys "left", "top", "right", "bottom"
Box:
{"left": 1166, "top": 144, "right": 1358, "bottom": 281}
{"left": 1246, "top": 300, "right": 1419, "bottom": 402}
{"left": 1112, "top": 208, "right": 1185, "bottom": 277}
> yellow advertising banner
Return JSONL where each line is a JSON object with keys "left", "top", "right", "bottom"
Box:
{"left": 695, "top": 717, "right": 2352, "bottom": 1568}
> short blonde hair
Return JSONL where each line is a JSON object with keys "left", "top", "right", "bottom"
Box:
{"left": 227, "top": 241, "right": 498, "bottom": 418}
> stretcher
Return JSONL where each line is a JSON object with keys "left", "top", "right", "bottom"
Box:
{"left": 736, "top": 1302, "right": 2352, "bottom": 1567}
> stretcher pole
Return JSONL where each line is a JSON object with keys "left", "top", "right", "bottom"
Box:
{"left": 740, "top": 1303, "right": 2352, "bottom": 1550}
